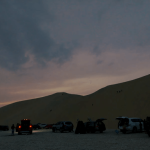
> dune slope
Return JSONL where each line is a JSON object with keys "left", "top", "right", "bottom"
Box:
{"left": 0, "top": 74, "right": 150, "bottom": 129}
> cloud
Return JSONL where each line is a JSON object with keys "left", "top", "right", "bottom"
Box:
{"left": 1, "top": 0, "right": 150, "bottom": 71}
{"left": 49, "top": 0, "right": 150, "bottom": 53}
{"left": 1, "top": 0, "right": 150, "bottom": 107}
{"left": 96, "top": 0, "right": 150, "bottom": 50}
{"left": 0, "top": 0, "right": 76, "bottom": 70}
{"left": 1, "top": 46, "right": 150, "bottom": 107}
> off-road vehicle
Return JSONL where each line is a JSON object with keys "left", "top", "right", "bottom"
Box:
{"left": 18, "top": 119, "right": 33, "bottom": 135}
{"left": 84, "top": 118, "right": 106, "bottom": 133}
{"left": 144, "top": 116, "right": 150, "bottom": 137}
{"left": 52, "top": 121, "right": 73, "bottom": 133}
{"left": 116, "top": 116, "right": 144, "bottom": 134}
{"left": 0, "top": 125, "right": 9, "bottom": 131}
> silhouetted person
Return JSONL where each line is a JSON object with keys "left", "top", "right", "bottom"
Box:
{"left": 11, "top": 124, "right": 15, "bottom": 135}
{"left": 75, "top": 121, "right": 86, "bottom": 134}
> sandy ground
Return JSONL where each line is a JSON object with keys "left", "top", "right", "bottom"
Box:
{"left": 0, "top": 129, "right": 150, "bottom": 150}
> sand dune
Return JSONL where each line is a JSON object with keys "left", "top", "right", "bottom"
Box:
{"left": 0, "top": 74, "right": 150, "bottom": 129}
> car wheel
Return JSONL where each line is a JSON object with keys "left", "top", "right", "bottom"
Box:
{"left": 52, "top": 128, "right": 55, "bottom": 132}
{"left": 100, "top": 130, "right": 103, "bottom": 133}
{"left": 91, "top": 129, "right": 95, "bottom": 133}
{"left": 148, "top": 130, "right": 150, "bottom": 137}
{"left": 87, "top": 130, "right": 90, "bottom": 133}
{"left": 75, "top": 129, "right": 78, "bottom": 134}
{"left": 60, "top": 129, "right": 63, "bottom": 133}
{"left": 30, "top": 131, "right": 32, "bottom": 134}
{"left": 122, "top": 130, "right": 126, "bottom": 134}
{"left": 132, "top": 127, "right": 137, "bottom": 133}
{"left": 18, "top": 132, "right": 21, "bottom": 135}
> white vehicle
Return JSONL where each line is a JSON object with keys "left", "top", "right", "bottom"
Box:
{"left": 116, "top": 116, "right": 144, "bottom": 133}
{"left": 52, "top": 121, "right": 73, "bottom": 133}
{"left": 38, "top": 123, "right": 47, "bottom": 128}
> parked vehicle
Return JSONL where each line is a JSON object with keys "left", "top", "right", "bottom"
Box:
{"left": 44, "top": 124, "right": 53, "bottom": 129}
{"left": 52, "top": 121, "right": 73, "bottom": 133}
{"left": 38, "top": 123, "right": 47, "bottom": 129}
{"left": 85, "top": 118, "right": 106, "bottom": 133}
{"left": 32, "top": 124, "right": 41, "bottom": 130}
{"left": 116, "top": 116, "right": 144, "bottom": 134}
{"left": 143, "top": 116, "right": 150, "bottom": 137}
{"left": 0, "top": 125, "right": 9, "bottom": 131}
{"left": 18, "top": 119, "right": 33, "bottom": 135}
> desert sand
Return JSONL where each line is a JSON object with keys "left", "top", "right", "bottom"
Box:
{"left": 0, "top": 74, "right": 150, "bottom": 129}
{"left": 0, "top": 129, "right": 150, "bottom": 150}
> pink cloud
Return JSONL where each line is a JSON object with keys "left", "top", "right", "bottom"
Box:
{"left": 0, "top": 46, "right": 150, "bottom": 107}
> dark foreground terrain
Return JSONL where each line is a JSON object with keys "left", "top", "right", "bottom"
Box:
{"left": 0, "top": 129, "right": 150, "bottom": 150}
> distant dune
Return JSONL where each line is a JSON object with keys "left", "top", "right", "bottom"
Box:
{"left": 0, "top": 74, "right": 150, "bottom": 129}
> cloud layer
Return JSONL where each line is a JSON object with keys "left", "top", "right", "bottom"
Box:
{"left": 0, "top": 0, "right": 150, "bottom": 107}
{"left": 0, "top": 0, "right": 75, "bottom": 70}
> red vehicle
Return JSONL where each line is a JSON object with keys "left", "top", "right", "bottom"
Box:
{"left": 45, "top": 124, "right": 53, "bottom": 129}
{"left": 18, "top": 119, "right": 32, "bottom": 135}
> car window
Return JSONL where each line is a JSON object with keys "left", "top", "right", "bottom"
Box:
{"left": 21, "top": 120, "right": 30, "bottom": 125}
{"left": 65, "top": 122, "right": 72, "bottom": 125}
{"left": 131, "top": 119, "right": 136, "bottom": 122}
{"left": 138, "top": 119, "right": 143, "bottom": 122}
{"left": 131, "top": 119, "right": 141, "bottom": 122}
{"left": 87, "top": 122, "right": 94, "bottom": 126}
{"left": 119, "top": 118, "right": 129, "bottom": 126}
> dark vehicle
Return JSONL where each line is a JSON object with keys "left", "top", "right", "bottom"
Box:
{"left": 85, "top": 118, "right": 106, "bottom": 133}
{"left": 32, "top": 124, "right": 41, "bottom": 130}
{"left": 52, "top": 121, "right": 73, "bottom": 133}
{"left": 144, "top": 117, "right": 150, "bottom": 137}
{"left": 45, "top": 124, "right": 53, "bottom": 129}
{"left": 0, "top": 125, "right": 9, "bottom": 131}
{"left": 75, "top": 121, "right": 86, "bottom": 134}
{"left": 18, "top": 119, "right": 33, "bottom": 135}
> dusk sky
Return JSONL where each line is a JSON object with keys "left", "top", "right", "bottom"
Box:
{"left": 1, "top": 0, "right": 150, "bottom": 107}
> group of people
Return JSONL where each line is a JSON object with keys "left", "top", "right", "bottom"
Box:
{"left": 10, "top": 123, "right": 20, "bottom": 135}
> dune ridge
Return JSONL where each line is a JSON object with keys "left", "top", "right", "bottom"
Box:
{"left": 0, "top": 74, "right": 150, "bottom": 129}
